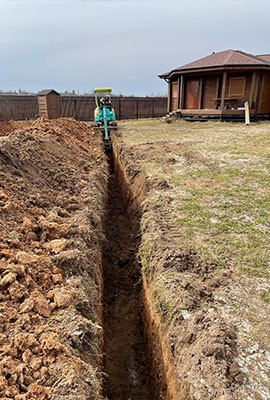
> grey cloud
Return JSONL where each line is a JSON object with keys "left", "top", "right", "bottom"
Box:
{"left": 1, "top": 0, "right": 270, "bottom": 95}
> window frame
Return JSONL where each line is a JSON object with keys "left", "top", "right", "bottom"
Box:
{"left": 228, "top": 77, "right": 246, "bottom": 97}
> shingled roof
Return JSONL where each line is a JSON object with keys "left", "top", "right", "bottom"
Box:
{"left": 38, "top": 89, "right": 60, "bottom": 96}
{"left": 257, "top": 54, "right": 270, "bottom": 63}
{"left": 159, "top": 49, "right": 270, "bottom": 79}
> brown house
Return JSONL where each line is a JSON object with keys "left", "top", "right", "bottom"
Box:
{"left": 159, "top": 49, "right": 270, "bottom": 120}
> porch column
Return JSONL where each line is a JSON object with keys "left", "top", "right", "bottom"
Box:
{"left": 249, "top": 71, "right": 257, "bottom": 108}
{"left": 256, "top": 73, "right": 264, "bottom": 114}
{"left": 168, "top": 80, "right": 171, "bottom": 113}
{"left": 254, "top": 73, "right": 262, "bottom": 114}
{"left": 178, "top": 75, "right": 184, "bottom": 109}
{"left": 177, "top": 76, "right": 180, "bottom": 109}
{"left": 220, "top": 72, "right": 227, "bottom": 109}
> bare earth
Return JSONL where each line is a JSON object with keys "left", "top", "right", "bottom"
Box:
{"left": 0, "top": 118, "right": 107, "bottom": 399}
{"left": 116, "top": 118, "right": 270, "bottom": 400}
{"left": 0, "top": 117, "right": 269, "bottom": 400}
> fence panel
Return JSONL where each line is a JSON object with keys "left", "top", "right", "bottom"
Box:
{"left": 0, "top": 95, "right": 167, "bottom": 121}
{"left": 0, "top": 96, "right": 38, "bottom": 121}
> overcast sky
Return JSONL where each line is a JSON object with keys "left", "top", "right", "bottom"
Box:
{"left": 1, "top": 0, "right": 270, "bottom": 95}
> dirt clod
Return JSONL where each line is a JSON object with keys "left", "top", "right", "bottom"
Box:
{"left": 0, "top": 118, "right": 107, "bottom": 399}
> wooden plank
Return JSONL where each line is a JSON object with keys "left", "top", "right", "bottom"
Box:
{"left": 178, "top": 109, "right": 222, "bottom": 115}
{"left": 245, "top": 101, "right": 250, "bottom": 125}
{"left": 176, "top": 109, "right": 255, "bottom": 116}
{"left": 220, "top": 72, "right": 227, "bottom": 109}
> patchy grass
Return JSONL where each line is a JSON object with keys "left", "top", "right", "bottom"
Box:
{"left": 119, "top": 119, "right": 270, "bottom": 278}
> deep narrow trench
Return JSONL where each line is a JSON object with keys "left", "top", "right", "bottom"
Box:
{"left": 102, "top": 153, "right": 152, "bottom": 400}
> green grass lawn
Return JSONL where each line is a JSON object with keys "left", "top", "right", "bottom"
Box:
{"left": 118, "top": 119, "right": 270, "bottom": 278}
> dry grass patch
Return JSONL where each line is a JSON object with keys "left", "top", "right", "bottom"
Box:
{"left": 119, "top": 119, "right": 270, "bottom": 278}
{"left": 115, "top": 119, "right": 270, "bottom": 399}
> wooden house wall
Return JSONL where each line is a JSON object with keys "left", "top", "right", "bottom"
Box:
{"left": 201, "top": 72, "right": 253, "bottom": 110}
{"left": 170, "top": 71, "right": 262, "bottom": 112}
{"left": 258, "top": 72, "right": 270, "bottom": 113}
{"left": 202, "top": 76, "right": 218, "bottom": 109}
{"left": 225, "top": 72, "right": 252, "bottom": 105}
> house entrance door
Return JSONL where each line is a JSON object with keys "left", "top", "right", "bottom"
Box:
{"left": 171, "top": 82, "right": 178, "bottom": 111}
{"left": 185, "top": 79, "right": 200, "bottom": 109}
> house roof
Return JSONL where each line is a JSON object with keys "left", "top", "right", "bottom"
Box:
{"left": 257, "top": 54, "right": 270, "bottom": 63}
{"left": 38, "top": 89, "right": 60, "bottom": 96}
{"left": 159, "top": 49, "right": 270, "bottom": 79}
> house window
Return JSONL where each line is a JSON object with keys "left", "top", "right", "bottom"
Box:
{"left": 229, "top": 77, "right": 246, "bottom": 97}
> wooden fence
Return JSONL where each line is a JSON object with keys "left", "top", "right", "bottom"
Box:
{"left": 0, "top": 95, "right": 167, "bottom": 121}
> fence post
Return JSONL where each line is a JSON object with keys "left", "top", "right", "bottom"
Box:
{"left": 119, "top": 99, "right": 121, "bottom": 120}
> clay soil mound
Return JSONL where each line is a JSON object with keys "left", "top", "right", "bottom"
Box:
{"left": 0, "top": 118, "right": 107, "bottom": 399}
{"left": 0, "top": 121, "right": 31, "bottom": 137}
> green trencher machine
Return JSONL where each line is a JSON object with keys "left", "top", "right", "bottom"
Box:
{"left": 93, "top": 88, "right": 117, "bottom": 151}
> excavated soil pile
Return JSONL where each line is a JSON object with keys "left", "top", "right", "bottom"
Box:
{"left": 0, "top": 121, "right": 31, "bottom": 137}
{"left": 0, "top": 118, "right": 107, "bottom": 400}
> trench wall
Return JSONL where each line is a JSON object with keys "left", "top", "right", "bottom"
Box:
{"left": 111, "top": 141, "right": 179, "bottom": 400}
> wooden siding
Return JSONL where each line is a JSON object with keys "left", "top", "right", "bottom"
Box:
{"left": 228, "top": 77, "right": 246, "bottom": 97}
{"left": 0, "top": 96, "right": 167, "bottom": 121}
{"left": 38, "top": 93, "right": 61, "bottom": 119}
{"left": 185, "top": 79, "right": 200, "bottom": 109}
{"left": 171, "top": 81, "right": 178, "bottom": 111}
{"left": 47, "top": 94, "right": 61, "bottom": 119}
{"left": 258, "top": 73, "right": 270, "bottom": 113}
{"left": 0, "top": 96, "right": 38, "bottom": 120}
{"left": 179, "top": 109, "right": 255, "bottom": 116}
{"left": 178, "top": 73, "right": 255, "bottom": 111}
{"left": 37, "top": 96, "right": 48, "bottom": 116}
{"left": 225, "top": 73, "right": 252, "bottom": 105}
{"left": 202, "top": 76, "right": 218, "bottom": 109}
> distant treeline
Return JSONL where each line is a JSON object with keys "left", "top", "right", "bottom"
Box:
{"left": 0, "top": 90, "right": 166, "bottom": 97}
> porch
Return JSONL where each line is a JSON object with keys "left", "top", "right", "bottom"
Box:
{"left": 175, "top": 108, "right": 256, "bottom": 121}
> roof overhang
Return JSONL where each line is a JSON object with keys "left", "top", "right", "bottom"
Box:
{"left": 38, "top": 89, "right": 60, "bottom": 95}
{"left": 158, "top": 64, "right": 270, "bottom": 80}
